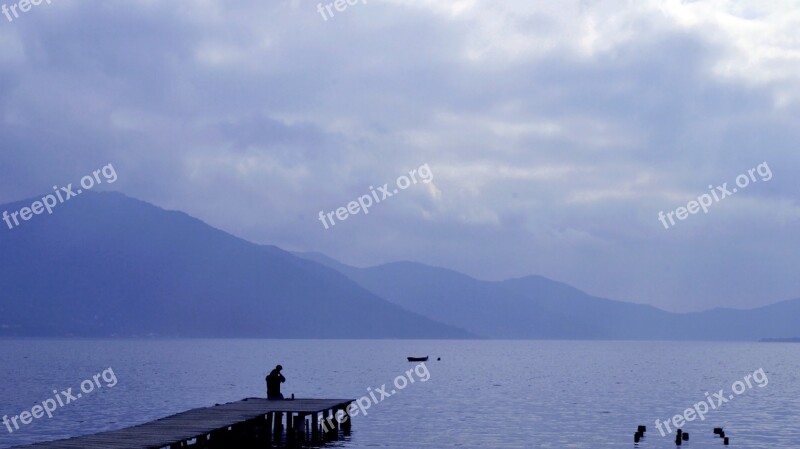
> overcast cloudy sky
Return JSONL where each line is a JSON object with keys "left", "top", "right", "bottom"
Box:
{"left": 1, "top": 0, "right": 799, "bottom": 312}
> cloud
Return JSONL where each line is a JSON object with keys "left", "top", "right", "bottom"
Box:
{"left": 1, "top": 0, "right": 799, "bottom": 311}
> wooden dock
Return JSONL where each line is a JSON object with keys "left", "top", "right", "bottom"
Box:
{"left": 10, "top": 398, "right": 355, "bottom": 449}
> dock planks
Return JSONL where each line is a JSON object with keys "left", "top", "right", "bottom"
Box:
{"left": 10, "top": 398, "right": 355, "bottom": 449}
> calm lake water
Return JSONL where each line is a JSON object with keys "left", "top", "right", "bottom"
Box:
{"left": 0, "top": 340, "right": 797, "bottom": 448}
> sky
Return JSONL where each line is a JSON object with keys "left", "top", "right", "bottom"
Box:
{"left": 1, "top": 0, "right": 799, "bottom": 312}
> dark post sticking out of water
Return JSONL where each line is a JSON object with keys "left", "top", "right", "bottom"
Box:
{"left": 634, "top": 424, "right": 646, "bottom": 442}
{"left": 8, "top": 398, "right": 355, "bottom": 449}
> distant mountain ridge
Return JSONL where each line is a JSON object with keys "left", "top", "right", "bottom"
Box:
{"left": 2, "top": 190, "right": 796, "bottom": 340}
{"left": 760, "top": 337, "right": 800, "bottom": 343}
{"left": 294, "top": 251, "right": 800, "bottom": 341}
{"left": 0, "top": 192, "right": 470, "bottom": 338}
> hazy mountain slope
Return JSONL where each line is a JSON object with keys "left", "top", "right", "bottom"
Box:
{"left": 295, "top": 252, "right": 800, "bottom": 340}
{"left": 0, "top": 192, "right": 470, "bottom": 338}
{"left": 294, "top": 255, "right": 553, "bottom": 338}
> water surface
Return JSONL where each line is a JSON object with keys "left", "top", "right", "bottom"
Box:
{"left": 0, "top": 340, "right": 797, "bottom": 448}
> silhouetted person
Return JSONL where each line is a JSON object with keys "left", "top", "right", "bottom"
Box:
{"left": 266, "top": 365, "right": 285, "bottom": 400}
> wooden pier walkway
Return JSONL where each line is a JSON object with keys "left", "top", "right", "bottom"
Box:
{"left": 10, "top": 398, "right": 355, "bottom": 449}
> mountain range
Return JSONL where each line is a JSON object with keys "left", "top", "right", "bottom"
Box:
{"left": 0, "top": 192, "right": 467, "bottom": 338}
{"left": 293, "top": 252, "right": 800, "bottom": 340}
{"left": 1, "top": 191, "right": 797, "bottom": 340}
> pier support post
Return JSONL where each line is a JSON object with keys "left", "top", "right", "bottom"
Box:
{"left": 322, "top": 409, "right": 336, "bottom": 440}
{"left": 312, "top": 411, "right": 319, "bottom": 437}
{"left": 274, "top": 412, "right": 284, "bottom": 442}
{"left": 341, "top": 404, "right": 352, "bottom": 432}
{"left": 286, "top": 412, "right": 295, "bottom": 442}
{"left": 263, "top": 412, "right": 273, "bottom": 443}
{"left": 300, "top": 414, "right": 309, "bottom": 436}
{"left": 292, "top": 414, "right": 301, "bottom": 434}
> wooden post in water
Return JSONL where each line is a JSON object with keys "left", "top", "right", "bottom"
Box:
{"left": 293, "top": 414, "right": 302, "bottom": 436}
{"left": 275, "top": 412, "right": 284, "bottom": 443}
{"left": 311, "top": 410, "right": 319, "bottom": 437}
{"left": 321, "top": 409, "right": 334, "bottom": 441}
{"left": 285, "top": 413, "right": 293, "bottom": 443}
{"left": 342, "top": 404, "right": 352, "bottom": 432}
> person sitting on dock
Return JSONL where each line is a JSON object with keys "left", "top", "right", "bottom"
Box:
{"left": 266, "top": 365, "right": 286, "bottom": 400}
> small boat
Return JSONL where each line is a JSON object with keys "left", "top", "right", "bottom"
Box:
{"left": 407, "top": 356, "right": 428, "bottom": 362}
